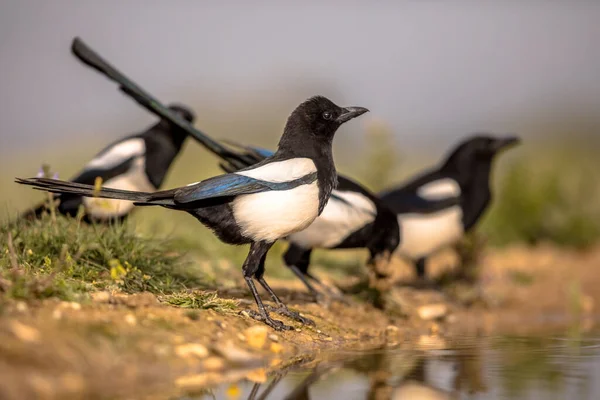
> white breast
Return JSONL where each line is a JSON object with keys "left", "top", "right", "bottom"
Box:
{"left": 287, "top": 190, "right": 377, "bottom": 249}
{"left": 236, "top": 158, "right": 317, "bottom": 182}
{"left": 83, "top": 157, "right": 155, "bottom": 219}
{"left": 394, "top": 206, "right": 464, "bottom": 260}
{"left": 86, "top": 138, "right": 146, "bottom": 169}
{"left": 232, "top": 181, "right": 320, "bottom": 242}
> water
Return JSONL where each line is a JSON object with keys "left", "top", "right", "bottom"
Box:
{"left": 187, "top": 328, "right": 600, "bottom": 400}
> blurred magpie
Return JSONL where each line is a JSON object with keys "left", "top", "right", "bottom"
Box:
{"left": 380, "top": 135, "right": 521, "bottom": 279}
{"left": 16, "top": 96, "right": 369, "bottom": 330}
{"left": 67, "top": 37, "right": 456, "bottom": 301}
{"left": 20, "top": 104, "right": 194, "bottom": 222}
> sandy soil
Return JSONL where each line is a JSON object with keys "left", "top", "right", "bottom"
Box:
{"left": 1, "top": 244, "right": 599, "bottom": 400}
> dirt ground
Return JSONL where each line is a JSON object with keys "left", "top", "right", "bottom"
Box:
{"left": 1, "top": 244, "right": 599, "bottom": 400}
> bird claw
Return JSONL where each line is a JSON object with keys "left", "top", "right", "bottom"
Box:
{"left": 266, "top": 305, "right": 316, "bottom": 326}
{"left": 242, "top": 309, "right": 294, "bottom": 331}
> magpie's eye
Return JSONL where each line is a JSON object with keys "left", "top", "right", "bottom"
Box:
{"left": 322, "top": 111, "right": 332, "bottom": 120}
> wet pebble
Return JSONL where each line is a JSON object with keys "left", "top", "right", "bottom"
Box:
{"left": 244, "top": 325, "right": 269, "bottom": 349}
{"left": 202, "top": 356, "right": 226, "bottom": 371}
{"left": 175, "top": 343, "right": 209, "bottom": 359}
{"left": 417, "top": 304, "right": 448, "bottom": 321}
{"left": 212, "top": 341, "right": 261, "bottom": 364}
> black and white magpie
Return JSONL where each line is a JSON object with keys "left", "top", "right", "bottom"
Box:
{"left": 20, "top": 103, "right": 195, "bottom": 222}
{"left": 16, "top": 96, "right": 369, "bottom": 330}
{"left": 66, "top": 37, "right": 456, "bottom": 301}
{"left": 380, "top": 135, "right": 521, "bottom": 279}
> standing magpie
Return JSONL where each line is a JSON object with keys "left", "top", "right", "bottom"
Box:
{"left": 16, "top": 96, "right": 369, "bottom": 330}
{"left": 380, "top": 135, "right": 521, "bottom": 279}
{"left": 67, "top": 37, "right": 456, "bottom": 301}
{"left": 20, "top": 104, "right": 195, "bottom": 222}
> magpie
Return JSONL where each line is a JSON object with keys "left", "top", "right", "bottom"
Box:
{"left": 67, "top": 37, "right": 457, "bottom": 301}
{"left": 20, "top": 104, "right": 195, "bottom": 222}
{"left": 16, "top": 95, "right": 369, "bottom": 330}
{"left": 380, "top": 135, "right": 521, "bottom": 279}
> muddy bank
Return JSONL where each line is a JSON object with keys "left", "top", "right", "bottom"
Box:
{"left": 1, "top": 244, "right": 599, "bottom": 399}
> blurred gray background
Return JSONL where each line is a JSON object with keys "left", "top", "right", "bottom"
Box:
{"left": 1, "top": 1, "right": 599, "bottom": 153}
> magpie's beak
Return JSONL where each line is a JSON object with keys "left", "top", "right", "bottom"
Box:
{"left": 336, "top": 106, "right": 369, "bottom": 123}
{"left": 492, "top": 136, "right": 521, "bottom": 152}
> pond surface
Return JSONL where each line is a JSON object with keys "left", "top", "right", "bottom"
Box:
{"left": 185, "top": 327, "right": 600, "bottom": 400}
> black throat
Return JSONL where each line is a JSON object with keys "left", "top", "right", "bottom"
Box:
{"left": 442, "top": 160, "right": 493, "bottom": 231}
{"left": 142, "top": 121, "right": 187, "bottom": 189}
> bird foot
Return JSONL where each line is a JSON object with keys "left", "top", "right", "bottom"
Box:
{"left": 265, "top": 305, "right": 316, "bottom": 326}
{"left": 242, "top": 309, "right": 294, "bottom": 331}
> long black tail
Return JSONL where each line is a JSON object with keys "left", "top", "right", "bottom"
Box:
{"left": 14, "top": 178, "right": 175, "bottom": 207}
{"left": 71, "top": 37, "right": 261, "bottom": 172}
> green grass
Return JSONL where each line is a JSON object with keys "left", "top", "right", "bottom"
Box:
{"left": 0, "top": 210, "right": 208, "bottom": 302}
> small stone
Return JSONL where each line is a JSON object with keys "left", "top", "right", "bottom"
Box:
{"left": 246, "top": 368, "right": 267, "bottom": 383}
{"left": 417, "top": 304, "right": 448, "bottom": 321}
{"left": 60, "top": 301, "right": 81, "bottom": 310}
{"left": 9, "top": 321, "right": 40, "bottom": 343}
{"left": 212, "top": 341, "right": 260, "bottom": 364}
{"left": 244, "top": 325, "right": 269, "bottom": 349}
{"left": 124, "top": 314, "right": 137, "bottom": 326}
{"left": 268, "top": 334, "right": 279, "bottom": 342}
{"left": 52, "top": 309, "right": 63, "bottom": 320}
{"left": 393, "top": 381, "right": 451, "bottom": 400}
{"left": 172, "top": 335, "right": 185, "bottom": 344}
{"left": 202, "top": 356, "right": 226, "bottom": 371}
{"left": 240, "top": 310, "right": 250, "bottom": 318}
{"left": 270, "top": 343, "right": 284, "bottom": 354}
{"left": 175, "top": 343, "right": 209, "bottom": 359}
{"left": 15, "top": 301, "right": 28, "bottom": 312}
{"left": 91, "top": 291, "right": 111, "bottom": 303}
{"left": 237, "top": 333, "right": 246, "bottom": 342}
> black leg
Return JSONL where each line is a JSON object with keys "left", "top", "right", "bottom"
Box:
{"left": 284, "top": 246, "right": 344, "bottom": 303}
{"left": 242, "top": 241, "right": 292, "bottom": 331}
{"left": 415, "top": 257, "right": 427, "bottom": 279}
{"left": 255, "top": 253, "right": 315, "bottom": 326}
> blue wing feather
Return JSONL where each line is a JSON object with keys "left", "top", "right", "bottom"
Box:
{"left": 174, "top": 174, "right": 270, "bottom": 204}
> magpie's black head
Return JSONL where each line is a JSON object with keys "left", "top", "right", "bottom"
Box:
{"left": 278, "top": 96, "right": 369, "bottom": 153}
{"left": 441, "top": 134, "right": 521, "bottom": 175}
{"left": 167, "top": 104, "right": 195, "bottom": 123}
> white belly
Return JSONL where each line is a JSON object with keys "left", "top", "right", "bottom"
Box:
{"left": 232, "top": 181, "right": 320, "bottom": 242}
{"left": 287, "top": 191, "right": 377, "bottom": 249}
{"left": 83, "top": 158, "right": 154, "bottom": 219}
{"left": 395, "top": 206, "right": 464, "bottom": 260}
